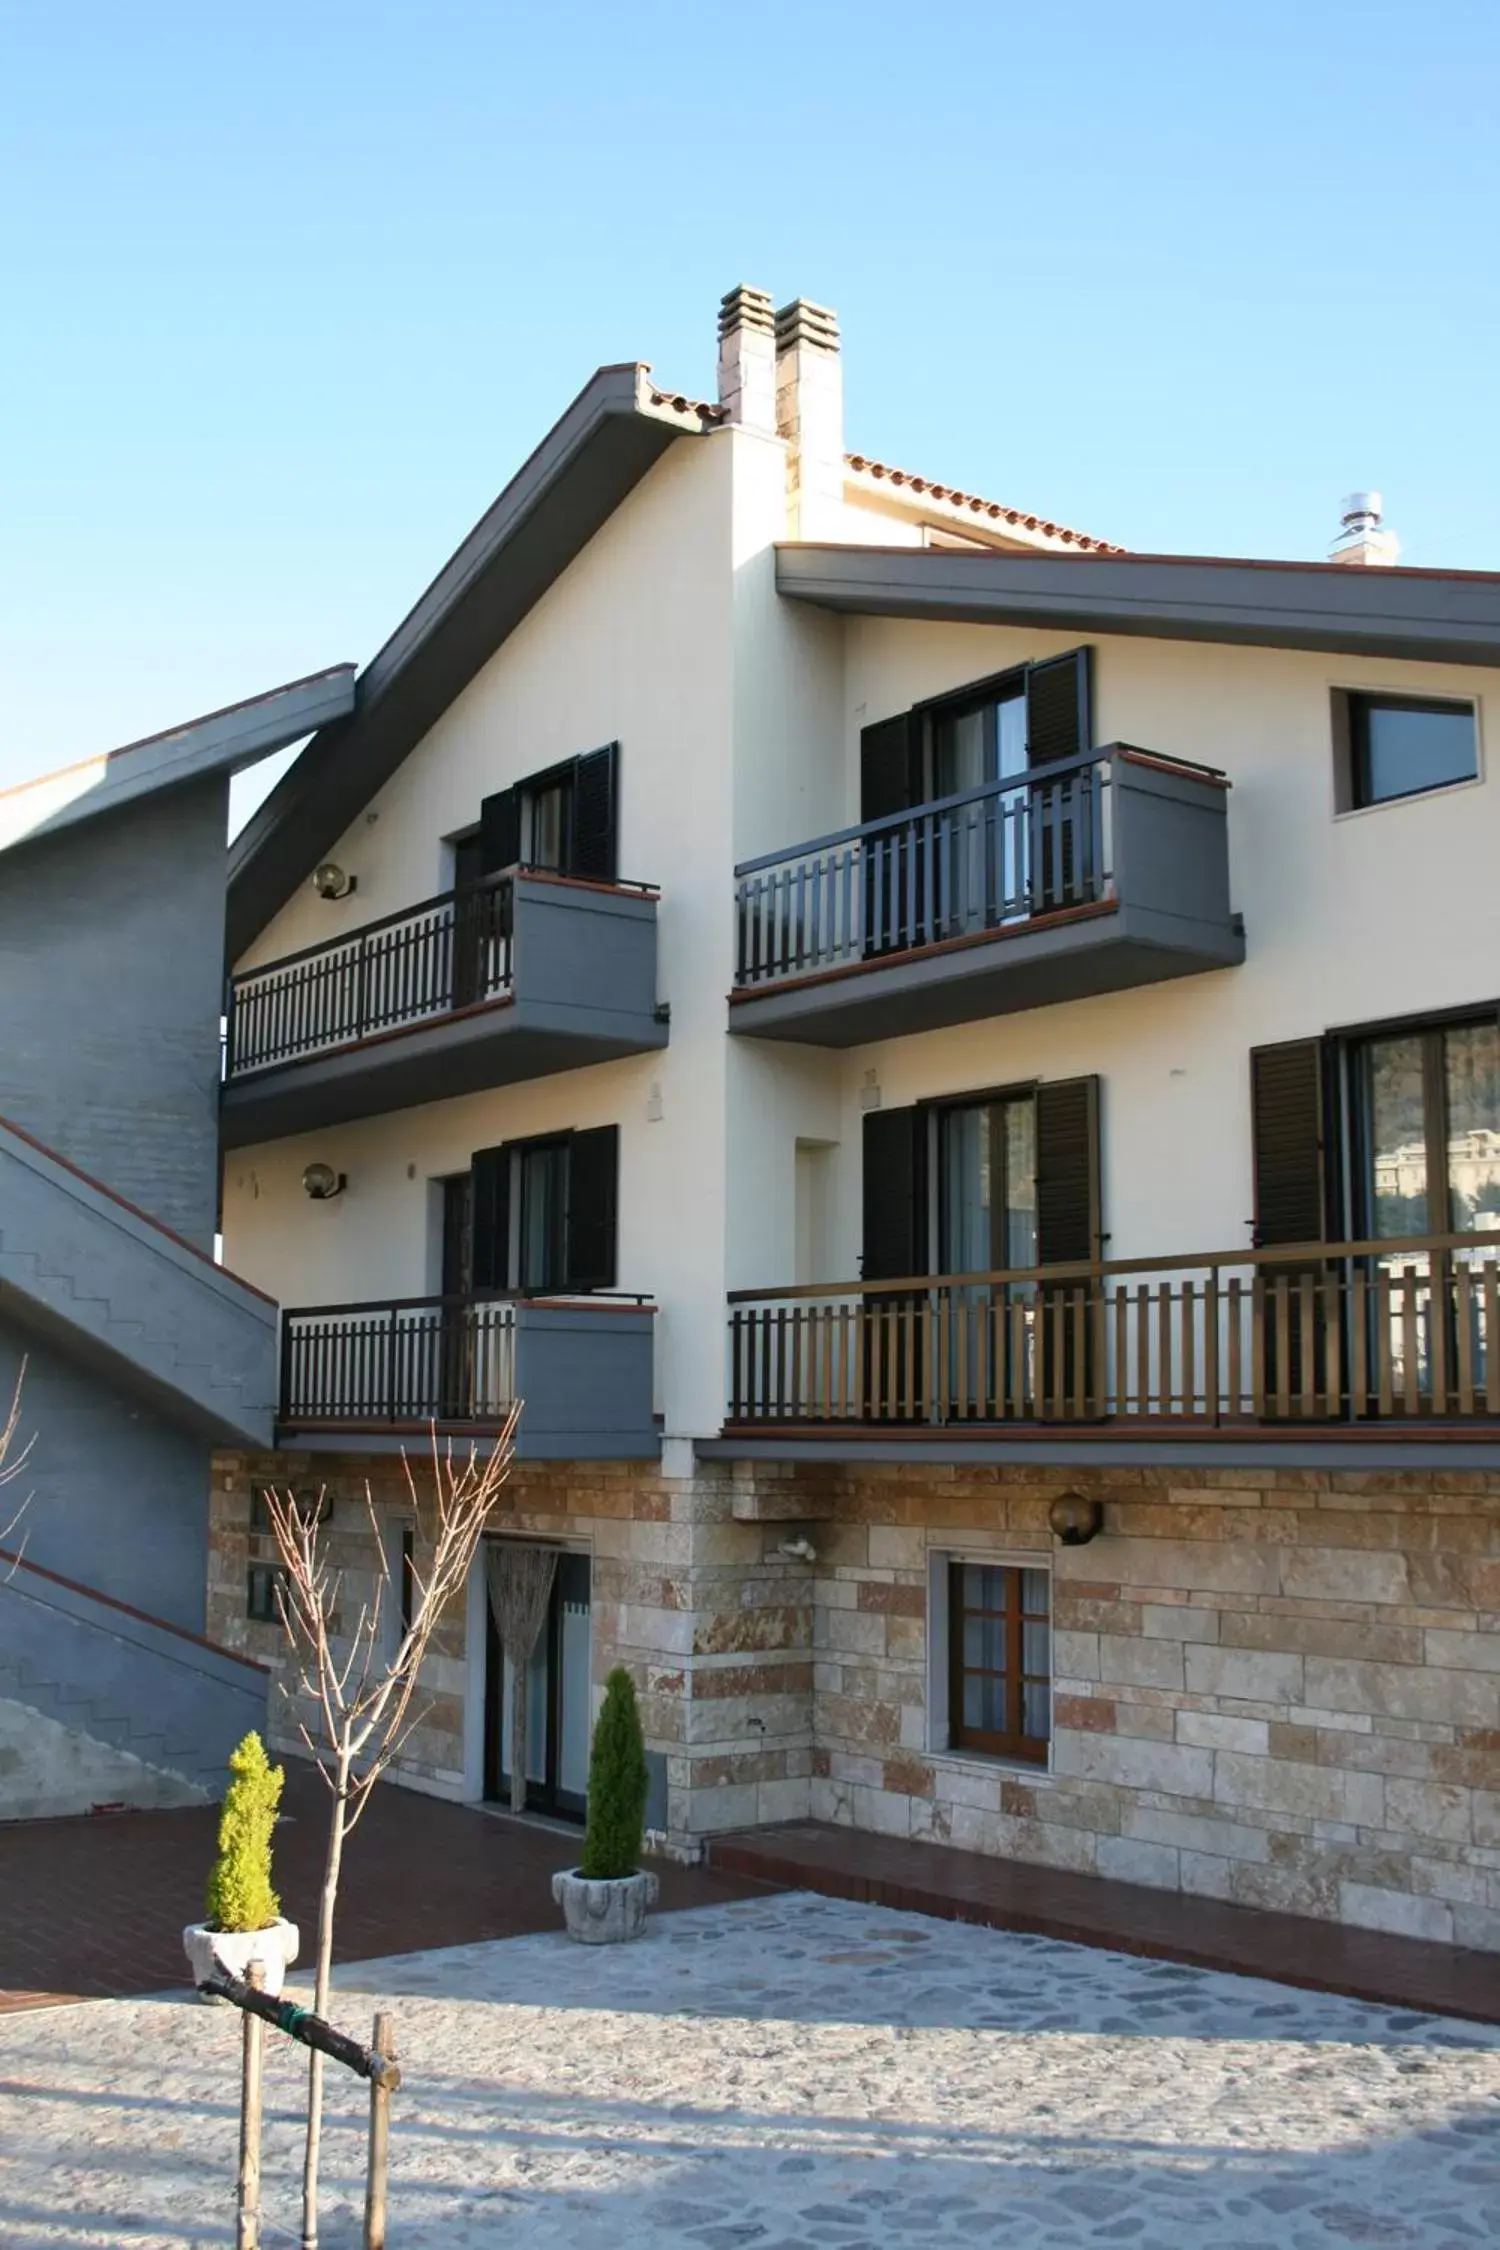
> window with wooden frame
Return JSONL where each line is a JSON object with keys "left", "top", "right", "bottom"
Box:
{"left": 947, "top": 1559, "right": 1052, "bottom": 1762}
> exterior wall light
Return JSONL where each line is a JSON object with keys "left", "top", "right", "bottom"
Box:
{"left": 312, "top": 862, "right": 357, "bottom": 900}
{"left": 301, "top": 1162, "right": 346, "bottom": 1201}
{"left": 1048, "top": 1491, "right": 1104, "bottom": 1546}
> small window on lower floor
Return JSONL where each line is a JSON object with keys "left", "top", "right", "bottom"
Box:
{"left": 944, "top": 1559, "right": 1052, "bottom": 1763}
{"left": 246, "top": 1563, "right": 287, "bottom": 1624}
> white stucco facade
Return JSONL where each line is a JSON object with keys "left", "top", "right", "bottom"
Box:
{"left": 222, "top": 337, "right": 1498, "bottom": 1444}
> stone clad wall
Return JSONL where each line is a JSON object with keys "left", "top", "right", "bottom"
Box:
{"left": 208, "top": 1449, "right": 1500, "bottom": 1949}
{"left": 800, "top": 1464, "right": 1500, "bottom": 1952}
{"left": 207, "top": 1450, "right": 814, "bottom": 1837}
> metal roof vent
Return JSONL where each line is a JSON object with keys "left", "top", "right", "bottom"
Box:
{"left": 1329, "top": 490, "right": 1401, "bottom": 566}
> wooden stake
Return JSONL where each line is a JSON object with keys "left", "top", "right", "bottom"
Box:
{"left": 237, "top": 1961, "right": 266, "bottom": 2250}
{"left": 363, "top": 2011, "right": 395, "bottom": 2250}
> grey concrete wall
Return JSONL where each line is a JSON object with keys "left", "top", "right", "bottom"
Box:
{"left": 0, "top": 1120, "right": 276, "bottom": 1448}
{"left": 0, "top": 774, "right": 230, "bottom": 1247}
{"left": 0, "top": 1321, "right": 214, "bottom": 1628}
{"left": 0, "top": 1695, "right": 209, "bottom": 1821}
{"left": 0, "top": 1542, "right": 267, "bottom": 1802}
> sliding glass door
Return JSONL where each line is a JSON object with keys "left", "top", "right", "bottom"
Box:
{"left": 937, "top": 1095, "right": 1038, "bottom": 1413}
{"left": 1355, "top": 1018, "right": 1500, "bottom": 1406}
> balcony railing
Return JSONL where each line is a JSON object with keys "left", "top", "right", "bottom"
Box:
{"left": 727, "top": 1232, "right": 1500, "bottom": 1431}
{"left": 734, "top": 749, "right": 1148, "bottom": 989}
{"left": 280, "top": 1289, "right": 656, "bottom": 1436}
{"left": 226, "top": 874, "right": 516, "bottom": 1079}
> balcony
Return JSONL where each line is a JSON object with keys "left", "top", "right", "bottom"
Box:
{"left": 724, "top": 1232, "right": 1500, "bottom": 1443}
{"left": 221, "top": 869, "right": 665, "bottom": 1146}
{"left": 728, "top": 746, "right": 1244, "bottom": 1047}
{"left": 279, "top": 1291, "right": 658, "bottom": 1458}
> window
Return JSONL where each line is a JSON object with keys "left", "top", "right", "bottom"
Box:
{"left": 1336, "top": 692, "right": 1478, "bottom": 811}
{"left": 476, "top": 743, "right": 618, "bottom": 885}
{"left": 469, "top": 1124, "right": 620, "bottom": 1296}
{"left": 246, "top": 1563, "right": 287, "bottom": 1624}
{"left": 943, "top": 1559, "right": 1051, "bottom": 1762}
{"left": 1354, "top": 1017, "right": 1500, "bottom": 1241}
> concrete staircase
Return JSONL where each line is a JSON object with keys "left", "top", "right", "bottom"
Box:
{"left": 0, "top": 1547, "right": 269, "bottom": 1814}
{"left": 0, "top": 1116, "right": 276, "bottom": 1446}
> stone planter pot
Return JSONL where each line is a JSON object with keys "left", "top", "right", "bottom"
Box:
{"left": 182, "top": 1917, "right": 300, "bottom": 2001}
{"left": 552, "top": 1866, "right": 659, "bottom": 1945}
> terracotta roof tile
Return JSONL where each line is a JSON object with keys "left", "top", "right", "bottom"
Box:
{"left": 845, "top": 453, "right": 1124, "bottom": 553}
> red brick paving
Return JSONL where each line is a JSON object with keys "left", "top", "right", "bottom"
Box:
{"left": 709, "top": 1820, "right": 1500, "bottom": 2027}
{"left": 0, "top": 1764, "right": 772, "bottom": 2013}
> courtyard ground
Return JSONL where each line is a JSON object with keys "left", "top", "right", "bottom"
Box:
{"left": 1, "top": 1890, "right": 1496, "bottom": 2248}
{"left": 0, "top": 1766, "right": 763, "bottom": 2011}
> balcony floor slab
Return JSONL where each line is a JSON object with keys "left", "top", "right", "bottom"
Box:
{"left": 727, "top": 898, "right": 1245, "bottom": 1047}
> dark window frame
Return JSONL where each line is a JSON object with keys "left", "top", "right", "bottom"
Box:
{"left": 519, "top": 757, "right": 578, "bottom": 874}
{"left": 246, "top": 1562, "right": 287, "bottom": 1624}
{"left": 1334, "top": 689, "right": 1479, "bottom": 814}
{"left": 946, "top": 1558, "right": 1051, "bottom": 1764}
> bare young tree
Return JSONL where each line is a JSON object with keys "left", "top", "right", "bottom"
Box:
{"left": 263, "top": 1410, "right": 519, "bottom": 2250}
{"left": 0, "top": 1362, "right": 35, "bottom": 1568}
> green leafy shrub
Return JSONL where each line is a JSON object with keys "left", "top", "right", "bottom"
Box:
{"left": 206, "top": 1732, "right": 285, "bottom": 1932}
{"left": 578, "top": 1667, "right": 649, "bottom": 1880}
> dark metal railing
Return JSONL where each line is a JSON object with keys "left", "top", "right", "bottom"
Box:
{"left": 225, "top": 874, "right": 516, "bottom": 1078}
{"left": 734, "top": 749, "right": 1115, "bottom": 989}
{"left": 727, "top": 1232, "right": 1500, "bottom": 1429}
{"left": 280, "top": 1289, "right": 652, "bottom": 1427}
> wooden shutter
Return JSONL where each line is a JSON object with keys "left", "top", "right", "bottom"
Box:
{"left": 470, "top": 1144, "right": 511, "bottom": 1292}
{"left": 1251, "top": 1039, "right": 1327, "bottom": 1248}
{"left": 565, "top": 1124, "right": 619, "bottom": 1291}
{"left": 569, "top": 743, "right": 618, "bottom": 882}
{"left": 479, "top": 788, "right": 521, "bottom": 876}
{"left": 862, "top": 1106, "right": 925, "bottom": 1280}
{"left": 860, "top": 712, "right": 922, "bottom": 822}
{"left": 1036, "top": 1076, "right": 1101, "bottom": 1266}
{"left": 1026, "top": 649, "right": 1091, "bottom": 767}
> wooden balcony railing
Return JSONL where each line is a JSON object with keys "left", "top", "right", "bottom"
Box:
{"left": 727, "top": 1233, "right": 1500, "bottom": 1431}
{"left": 731, "top": 747, "right": 1228, "bottom": 991}
{"left": 226, "top": 873, "right": 516, "bottom": 1078}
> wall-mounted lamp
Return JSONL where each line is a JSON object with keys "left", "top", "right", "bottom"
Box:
{"left": 301, "top": 1162, "right": 346, "bottom": 1201}
{"left": 312, "top": 862, "right": 357, "bottom": 900}
{"left": 1048, "top": 1491, "right": 1104, "bottom": 1547}
{"left": 777, "top": 1535, "right": 818, "bottom": 1564}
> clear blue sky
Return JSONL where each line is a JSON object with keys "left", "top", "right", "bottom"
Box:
{"left": 3, "top": 0, "right": 1496, "bottom": 801}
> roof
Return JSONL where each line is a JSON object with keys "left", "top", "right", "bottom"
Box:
{"left": 0, "top": 665, "right": 356, "bottom": 858}
{"left": 844, "top": 455, "right": 1124, "bottom": 554}
{"left": 774, "top": 544, "right": 1500, "bottom": 668}
{"left": 227, "top": 364, "right": 713, "bottom": 960}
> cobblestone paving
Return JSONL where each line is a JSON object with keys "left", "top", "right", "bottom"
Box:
{"left": 1, "top": 1892, "right": 1497, "bottom": 2247}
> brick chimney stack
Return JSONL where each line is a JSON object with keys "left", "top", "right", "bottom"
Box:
{"left": 1329, "top": 490, "right": 1401, "bottom": 567}
{"left": 716, "top": 285, "right": 777, "bottom": 435}
{"left": 775, "top": 297, "right": 843, "bottom": 539}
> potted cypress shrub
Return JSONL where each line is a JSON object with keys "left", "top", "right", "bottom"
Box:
{"left": 552, "top": 1667, "right": 659, "bottom": 1943}
{"left": 182, "top": 1732, "right": 300, "bottom": 1997}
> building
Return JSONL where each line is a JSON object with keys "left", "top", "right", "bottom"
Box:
{"left": 203, "top": 287, "right": 1500, "bottom": 1948}
{"left": 0, "top": 671, "right": 353, "bottom": 1817}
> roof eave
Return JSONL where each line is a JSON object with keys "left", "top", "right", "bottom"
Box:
{"left": 0, "top": 666, "right": 357, "bottom": 859}
{"left": 775, "top": 545, "right": 1500, "bottom": 668}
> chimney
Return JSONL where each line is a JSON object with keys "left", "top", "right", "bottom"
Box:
{"left": 716, "top": 285, "right": 777, "bottom": 435}
{"left": 1329, "top": 490, "right": 1401, "bottom": 567}
{"left": 775, "top": 297, "right": 843, "bottom": 539}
